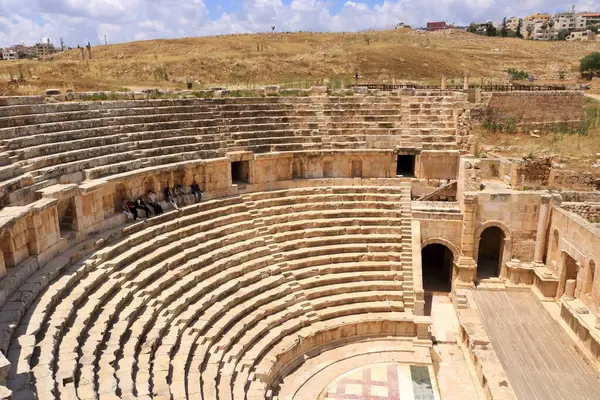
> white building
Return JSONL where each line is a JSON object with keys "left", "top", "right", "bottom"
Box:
{"left": 567, "top": 30, "right": 598, "bottom": 41}
{"left": 1, "top": 49, "right": 18, "bottom": 60}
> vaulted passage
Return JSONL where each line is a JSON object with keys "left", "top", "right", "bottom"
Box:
{"left": 421, "top": 244, "right": 453, "bottom": 292}
{"left": 396, "top": 155, "right": 415, "bottom": 177}
{"left": 477, "top": 227, "right": 504, "bottom": 281}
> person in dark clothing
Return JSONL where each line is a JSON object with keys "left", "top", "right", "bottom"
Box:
{"left": 135, "top": 196, "right": 153, "bottom": 218}
{"left": 164, "top": 186, "right": 178, "bottom": 209}
{"left": 127, "top": 199, "right": 138, "bottom": 220}
{"left": 190, "top": 181, "right": 203, "bottom": 203}
{"left": 146, "top": 190, "right": 163, "bottom": 215}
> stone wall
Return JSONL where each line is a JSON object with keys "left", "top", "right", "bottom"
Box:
{"left": 475, "top": 192, "right": 542, "bottom": 262}
{"left": 547, "top": 207, "right": 600, "bottom": 312}
{"left": 548, "top": 170, "right": 600, "bottom": 191}
{"left": 474, "top": 91, "right": 585, "bottom": 127}
{"left": 417, "top": 151, "right": 460, "bottom": 180}
{"left": 561, "top": 202, "right": 600, "bottom": 223}
{"left": 510, "top": 156, "right": 552, "bottom": 189}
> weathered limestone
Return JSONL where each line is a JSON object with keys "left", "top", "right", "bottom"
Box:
{"left": 534, "top": 195, "right": 552, "bottom": 264}
{"left": 0, "top": 90, "right": 598, "bottom": 400}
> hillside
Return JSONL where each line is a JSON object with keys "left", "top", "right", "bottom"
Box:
{"left": 0, "top": 29, "right": 599, "bottom": 94}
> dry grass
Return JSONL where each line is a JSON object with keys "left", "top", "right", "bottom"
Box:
{"left": 0, "top": 29, "right": 599, "bottom": 94}
{"left": 479, "top": 98, "right": 600, "bottom": 172}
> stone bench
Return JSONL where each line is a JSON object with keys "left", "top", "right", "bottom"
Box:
{"left": 231, "top": 308, "right": 414, "bottom": 399}
{"left": 27, "top": 215, "right": 261, "bottom": 397}
{"left": 4, "top": 183, "right": 416, "bottom": 399}
{"left": 0, "top": 111, "right": 218, "bottom": 141}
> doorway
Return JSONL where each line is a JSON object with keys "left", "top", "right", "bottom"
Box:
{"left": 231, "top": 161, "right": 250, "bottom": 184}
{"left": 396, "top": 155, "right": 415, "bottom": 177}
{"left": 476, "top": 226, "right": 504, "bottom": 280}
{"left": 422, "top": 244, "right": 453, "bottom": 293}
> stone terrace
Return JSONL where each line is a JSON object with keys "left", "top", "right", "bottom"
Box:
{"left": 4, "top": 184, "right": 430, "bottom": 400}
{"left": 0, "top": 91, "right": 468, "bottom": 207}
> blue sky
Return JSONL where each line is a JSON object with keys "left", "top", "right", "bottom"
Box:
{"left": 0, "top": 0, "right": 596, "bottom": 47}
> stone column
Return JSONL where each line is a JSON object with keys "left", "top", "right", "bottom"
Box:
{"left": 533, "top": 195, "right": 552, "bottom": 264}
{"left": 455, "top": 194, "right": 478, "bottom": 287}
{"left": 441, "top": 76, "right": 447, "bottom": 90}
{"left": 460, "top": 194, "right": 478, "bottom": 258}
{"left": 463, "top": 73, "right": 469, "bottom": 90}
{"left": 565, "top": 279, "right": 576, "bottom": 299}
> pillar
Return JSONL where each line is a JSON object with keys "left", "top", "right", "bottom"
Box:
{"left": 441, "top": 75, "right": 447, "bottom": 90}
{"left": 533, "top": 195, "right": 552, "bottom": 264}
{"left": 455, "top": 193, "right": 478, "bottom": 287}
{"left": 463, "top": 73, "right": 469, "bottom": 90}
{"left": 565, "top": 279, "right": 576, "bottom": 299}
{"left": 460, "top": 194, "right": 478, "bottom": 258}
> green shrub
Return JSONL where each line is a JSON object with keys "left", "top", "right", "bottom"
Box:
{"left": 506, "top": 68, "right": 529, "bottom": 81}
{"left": 580, "top": 52, "right": 600, "bottom": 77}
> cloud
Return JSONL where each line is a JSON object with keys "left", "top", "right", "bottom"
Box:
{"left": 0, "top": 0, "right": 595, "bottom": 47}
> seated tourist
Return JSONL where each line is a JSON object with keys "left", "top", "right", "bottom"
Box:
{"left": 190, "top": 181, "right": 204, "bottom": 203}
{"left": 122, "top": 198, "right": 134, "bottom": 221}
{"left": 126, "top": 199, "right": 139, "bottom": 221}
{"left": 163, "top": 186, "right": 178, "bottom": 209}
{"left": 135, "top": 196, "right": 153, "bottom": 218}
{"left": 174, "top": 184, "right": 186, "bottom": 206}
{"left": 146, "top": 190, "right": 163, "bottom": 216}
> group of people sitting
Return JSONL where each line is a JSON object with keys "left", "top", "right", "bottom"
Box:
{"left": 122, "top": 181, "right": 204, "bottom": 221}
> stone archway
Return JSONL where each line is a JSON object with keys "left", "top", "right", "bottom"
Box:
{"left": 474, "top": 221, "right": 512, "bottom": 280}
{"left": 421, "top": 243, "right": 454, "bottom": 292}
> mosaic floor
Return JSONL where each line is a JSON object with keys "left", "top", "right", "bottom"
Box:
{"left": 319, "top": 363, "right": 440, "bottom": 400}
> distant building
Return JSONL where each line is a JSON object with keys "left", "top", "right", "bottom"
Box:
{"left": 524, "top": 13, "right": 552, "bottom": 23}
{"left": 1, "top": 49, "right": 18, "bottom": 60}
{"left": 506, "top": 17, "right": 521, "bottom": 31}
{"left": 394, "top": 23, "right": 411, "bottom": 30}
{"left": 426, "top": 22, "right": 447, "bottom": 31}
{"left": 33, "top": 42, "right": 56, "bottom": 58}
{"left": 575, "top": 13, "right": 600, "bottom": 30}
{"left": 567, "top": 30, "right": 598, "bottom": 41}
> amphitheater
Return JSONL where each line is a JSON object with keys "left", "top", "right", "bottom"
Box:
{"left": 0, "top": 86, "right": 598, "bottom": 400}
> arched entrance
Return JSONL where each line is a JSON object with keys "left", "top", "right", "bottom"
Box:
{"left": 421, "top": 244, "right": 453, "bottom": 292}
{"left": 476, "top": 226, "right": 505, "bottom": 280}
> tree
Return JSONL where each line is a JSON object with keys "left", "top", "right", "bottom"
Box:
{"left": 516, "top": 19, "right": 523, "bottom": 38}
{"left": 548, "top": 20, "right": 555, "bottom": 39}
{"left": 500, "top": 17, "right": 508, "bottom": 37}
{"left": 557, "top": 29, "right": 570, "bottom": 41}
{"left": 486, "top": 22, "right": 497, "bottom": 36}
{"left": 580, "top": 52, "right": 600, "bottom": 78}
{"left": 526, "top": 24, "right": 534, "bottom": 39}
{"left": 467, "top": 23, "right": 478, "bottom": 33}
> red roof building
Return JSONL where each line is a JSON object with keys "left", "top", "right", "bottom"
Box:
{"left": 426, "top": 21, "right": 447, "bottom": 31}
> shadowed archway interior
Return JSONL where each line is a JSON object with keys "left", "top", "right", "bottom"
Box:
{"left": 421, "top": 244, "right": 453, "bottom": 293}
{"left": 477, "top": 226, "right": 504, "bottom": 280}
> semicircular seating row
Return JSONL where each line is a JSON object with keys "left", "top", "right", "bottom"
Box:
{"left": 0, "top": 96, "right": 458, "bottom": 205}
{"left": 6, "top": 184, "right": 418, "bottom": 400}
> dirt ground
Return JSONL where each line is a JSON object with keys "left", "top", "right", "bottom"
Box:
{"left": 0, "top": 29, "right": 599, "bottom": 94}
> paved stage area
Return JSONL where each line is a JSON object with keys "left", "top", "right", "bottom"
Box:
{"left": 473, "top": 291, "right": 600, "bottom": 400}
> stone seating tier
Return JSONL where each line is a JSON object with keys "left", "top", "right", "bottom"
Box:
{"left": 0, "top": 94, "right": 464, "bottom": 207}
{"left": 3, "top": 184, "right": 424, "bottom": 400}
